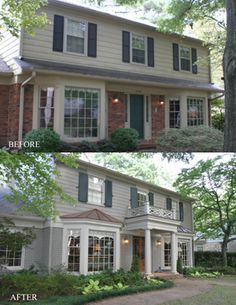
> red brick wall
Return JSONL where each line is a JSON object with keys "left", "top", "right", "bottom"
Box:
{"left": 151, "top": 95, "right": 165, "bottom": 138}
{"left": 107, "top": 91, "right": 126, "bottom": 137}
{"left": 23, "top": 84, "right": 34, "bottom": 136}
{"left": 8, "top": 84, "right": 20, "bottom": 143}
{"left": 0, "top": 85, "right": 10, "bottom": 146}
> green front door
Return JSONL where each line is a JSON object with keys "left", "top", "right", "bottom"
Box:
{"left": 130, "top": 95, "right": 144, "bottom": 139}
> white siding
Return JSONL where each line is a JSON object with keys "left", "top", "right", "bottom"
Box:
{"left": 22, "top": 5, "right": 210, "bottom": 83}
{"left": 0, "top": 29, "right": 20, "bottom": 68}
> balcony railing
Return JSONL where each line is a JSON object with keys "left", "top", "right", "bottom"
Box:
{"left": 127, "top": 202, "right": 177, "bottom": 220}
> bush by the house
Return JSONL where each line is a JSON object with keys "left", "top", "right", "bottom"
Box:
{"left": 111, "top": 128, "right": 139, "bottom": 151}
{"left": 97, "top": 139, "right": 117, "bottom": 152}
{"left": 194, "top": 251, "right": 236, "bottom": 268}
{"left": 182, "top": 267, "right": 221, "bottom": 278}
{"left": 177, "top": 257, "right": 183, "bottom": 274}
{"left": 23, "top": 128, "right": 61, "bottom": 152}
{"left": 156, "top": 126, "right": 223, "bottom": 152}
{"left": 0, "top": 269, "right": 173, "bottom": 303}
{"left": 130, "top": 255, "right": 140, "bottom": 273}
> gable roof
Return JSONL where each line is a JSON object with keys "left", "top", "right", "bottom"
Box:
{"left": 60, "top": 208, "right": 122, "bottom": 223}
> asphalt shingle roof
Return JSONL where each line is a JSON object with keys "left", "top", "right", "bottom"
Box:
{"left": 0, "top": 57, "right": 12, "bottom": 73}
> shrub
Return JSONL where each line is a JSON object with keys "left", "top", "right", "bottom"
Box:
{"left": 76, "top": 141, "right": 99, "bottom": 152}
{"left": 194, "top": 251, "right": 236, "bottom": 268}
{"left": 23, "top": 128, "right": 61, "bottom": 152}
{"left": 156, "top": 126, "right": 223, "bottom": 152}
{"left": 97, "top": 139, "right": 117, "bottom": 152}
{"left": 177, "top": 257, "right": 183, "bottom": 274}
{"left": 130, "top": 256, "right": 140, "bottom": 273}
{"left": 111, "top": 128, "right": 139, "bottom": 151}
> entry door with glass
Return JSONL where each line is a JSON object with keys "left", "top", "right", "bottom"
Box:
{"left": 133, "top": 236, "right": 145, "bottom": 272}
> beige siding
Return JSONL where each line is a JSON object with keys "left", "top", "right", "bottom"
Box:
{"left": 22, "top": 5, "right": 210, "bottom": 83}
{"left": 56, "top": 163, "right": 193, "bottom": 231}
{"left": 0, "top": 29, "right": 20, "bottom": 68}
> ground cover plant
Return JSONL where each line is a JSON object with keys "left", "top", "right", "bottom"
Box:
{"left": 0, "top": 269, "right": 173, "bottom": 304}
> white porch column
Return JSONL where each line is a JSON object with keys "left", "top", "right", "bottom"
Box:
{"left": 145, "top": 229, "right": 152, "bottom": 275}
{"left": 171, "top": 232, "right": 177, "bottom": 274}
{"left": 80, "top": 226, "right": 88, "bottom": 275}
{"left": 115, "top": 229, "right": 120, "bottom": 271}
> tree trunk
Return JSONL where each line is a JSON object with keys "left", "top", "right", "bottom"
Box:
{"left": 222, "top": 234, "right": 229, "bottom": 266}
{"left": 223, "top": 0, "right": 236, "bottom": 151}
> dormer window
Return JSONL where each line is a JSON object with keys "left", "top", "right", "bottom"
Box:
{"left": 66, "top": 19, "right": 87, "bottom": 54}
{"left": 132, "top": 34, "right": 146, "bottom": 64}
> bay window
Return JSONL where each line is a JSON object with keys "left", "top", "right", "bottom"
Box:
{"left": 39, "top": 87, "right": 55, "bottom": 129}
{"left": 169, "top": 99, "right": 180, "bottom": 128}
{"left": 187, "top": 97, "right": 204, "bottom": 126}
{"left": 68, "top": 232, "right": 80, "bottom": 272}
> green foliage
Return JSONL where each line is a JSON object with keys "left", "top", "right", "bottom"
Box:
{"left": 82, "top": 279, "right": 101, "bottom": 295}
{"left": 183, "top": 267, "right": 221, "bottom": 278}
{"left": 111, "top": 128, "right": 139, "bottom": 151}
{"left": 177, "top": 257, "right": 183, "bottom": 274}
{"left": 157, "top": 126, "right": 224, "bottom": 151}
{"left": 212, "top": 112, "right": 225, "bottom": 132}
{"left": 23, "top": 129, "right": 61, "bottom": 152}
{"left": 195, "top": 251, "right": 236, "bottom": 268}
{"left": 130, "top": 255, "right": 140, "bottom": 273}
{"left": 96, "top": 139, "right": 117, "bottom": 152}
{"left": 0, "top": 0, "right": 48, "bottom": 37}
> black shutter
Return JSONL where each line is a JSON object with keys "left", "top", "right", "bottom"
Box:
{"left": 179, "top": 202, "right": 184, "bottom": 221}
{"left": 147, "top": 37, "right": 154, "bottom": 67}
{"left": 148, "top": 192, "right": 154, "bottom": 206}
{"left": 122, "top": 31, "right": 130, "bottom": 63}
{"left": 166, "top": 197, "right": 172, "bottom": 210}
{"left": 78, "top": 172, "right": 88, "bottom": 203}
{"left": 173, "top": 43, "right": 179, "bottom": 71}
{"left": 191, "top": 48, "right": 198, "bottom": 74}
{"left": 53, "top": 15, "right": 64, "bottom": 52}
{"left": 130, "top": 187, "right": 137, "bottom": 208}
{"left": 104, "top": 180, "right": 112, "bottom": 207}
{"left": 88, "top": 23, "right": 97, "bottom": 57}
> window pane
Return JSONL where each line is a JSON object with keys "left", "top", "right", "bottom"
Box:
{"left": 180, "top": 47, "right": 191, "bottom": 71}
{"left": 66, "top": 20, "right": 86, "bottom": 54}
{"left": 0, "top": 246, "right": 22, "bottom": 267}
{"left": 132, "top": 34, "right": 145, "bottom": 64}
{"left": 68, "top": 234, "right": 80, "bottom": 272}
{"left": 187, "top": 98, "right": 204, "bottom": 126}
{"left": 169, "top": 99, "right": 180, "bottom": 128}
{"left": 39, "top": 87, "right": 55, "bottom": 129}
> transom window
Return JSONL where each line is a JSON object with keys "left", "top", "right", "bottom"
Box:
{"left": 169, "top": 99, "right": 180, "bottom": 128}
{"left": 66, "top": 19, "right": 87, "bottom": 54}
{"left": 0, "top": 245, "right": 22, "bottom": 267}
{"left": 164, "top": 242, "right": 171, "bottom": 267}
{"left": 132, "top": 34, "right": 146, "bottom": 64}
{"left": 88, "top": 231, "right": 114, "bottom": 272}
{"left": 68, "top": 232, "right": 80, "bottom": 272}
{"left": 180, "top": 46, "right": 191, "bottom": 71}
{"left": 137, "top": 191, "right": 147, "bottom": 207}
{"left": 64, "top": 87, "right": 99, "bottom": 138}
{"left": 187, "top": 98, "right": 204, "bottom": 126}
{"left": 39, "top": 87, "right": 54, "bottom": 129}
{"left": 88, "top": 175, "right": 104, "bottom": 205}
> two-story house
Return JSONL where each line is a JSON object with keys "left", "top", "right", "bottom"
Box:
{"left": 0, "top": 0, "right": 223, "bottom": 148}
{"left": 0, "top": 160, "right": 194, "bottom": 275}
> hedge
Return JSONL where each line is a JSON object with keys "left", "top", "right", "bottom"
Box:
{"left": 194, "top": 251, "right": 236, "bottom": 267}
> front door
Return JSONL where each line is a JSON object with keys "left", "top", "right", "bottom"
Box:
{"left": 133, "top": 236, "right": 145, "bottom": 272}
{"left": 130, "top": 95, "right": 144, "bottom": 139}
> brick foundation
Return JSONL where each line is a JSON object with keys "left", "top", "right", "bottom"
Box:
{"left": 107, "top": 91, "right": 126, "bottom": 137}
{"left": 151, "top": 95, "right": 165, "bottom": 139}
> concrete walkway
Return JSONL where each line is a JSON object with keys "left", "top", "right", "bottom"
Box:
{"left": 88, "top": 278, "right": 213, "bottom": 305}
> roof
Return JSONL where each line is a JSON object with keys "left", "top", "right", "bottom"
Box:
{"left": 60, "top": 208, "right": 122, "bottom": 223}
{"left": 0, "top": 57, "right": 12, "bottom": 74}
{"left": 49, "top": 0, "right": 205, "bottom": 45}
{"left": 15, "top": 58, "right": 223, "bottom": 93}
{"left": 177, "top": 225, "right": 192, "bottom": 234}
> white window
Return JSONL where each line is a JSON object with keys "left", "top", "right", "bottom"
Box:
{"left": 88, "top": 175, "right": 104, "bottom": 205}
{"left": 180, "top": 46, "right": 191, "bottom": 71}
{"left": 196, "top": 245, "right": 203, "bottom": 252}
{"left": 66, "top": 19, "right": 87, "bottom": 54}
{"left": 88, "top": 231, "right": 114, "bottom": 272}
{"left": 68, "top": 232, "right": 80, "bottom": 272}
{"left": 0, "top": 245, "right": 22, "bottom": 267}
{"left": 178, "top": 240, "right": 190, "bottom": 266}
{"left": 64, "top": 87, "right": 99, "bottom": 138}
{"left": 39, "top": 87, "right": 55, "bottom": 129}
{"left": 137, "top": 191, "right": 147, "bottom": 207}
{"left": 187, "top": 97, "right": 204, "bottom": 126}
{"left": 164, "top": 242, "right": 171, "bottom": 267}
{"left": 169, "top": 98, "right": 180, "bottom": 128}
{"left": 132, "top": 33, "right": 146, "bottom": 64}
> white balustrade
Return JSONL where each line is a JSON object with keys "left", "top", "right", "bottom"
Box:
{"left": 128, "top": 201, "right": 176, "bottom": 220}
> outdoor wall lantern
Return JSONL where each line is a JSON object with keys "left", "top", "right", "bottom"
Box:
{"left": 111, "top": 95, "right": 119, "bottom": 104}
{"left": 156, "top": 240, "right": 161, "bottom": 246}
{"left": 123, "top": 236, "right": 129, "bottom": 244}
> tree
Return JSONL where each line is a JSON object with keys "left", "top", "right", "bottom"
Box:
{"left": 0, "top": 0, "right": 48, "bottom": 37}
{"left": 174, "top": 155, "right": 236, "bottom": 266}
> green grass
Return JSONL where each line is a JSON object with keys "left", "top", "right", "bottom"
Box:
{"left": 160, "top": 285, "right": 236, "bottom": 305}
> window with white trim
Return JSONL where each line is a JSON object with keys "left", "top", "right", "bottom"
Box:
{"left": 88, "top": 231, "right": 114, "bottom": 272}
{"left": 132, "top": 33, "right": 146, "bottom": 64}
{"left": 64, "top": 87, "right": 99, "bottom": 138}
{"left": 39, "top": 87, "right": 55, "bottom": 129}
{"left": 66, "top": 19, "right": 87, "bottom": 54}
{"left": 0, "top": 245, "right": 22, "bottom": 267}
{"left": 88, "top": 175, "right": 104, "bottom": 205}
{"left": 164, "top": 242, "right": 171, "bottom": 267}
{"left": 187, "top": 97, "right": 204, "bottom": 126}
{"left": 178, "top": 240, "right": 190, "bottom": 266}
{"left": 137, "top": 191, "right": 147, "bottom": 207}
{"left": 68, "top": 231, "right": 80, "bottom": 272}
{"left": 169, "top": 99, "right": 180, "bottom": 128}
{"left": 180, "top": 46, "right": 191, "bottom": 71}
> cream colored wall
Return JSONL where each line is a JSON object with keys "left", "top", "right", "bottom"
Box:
{"left": 21, "top": 4, "right": 210, "bottom": 83}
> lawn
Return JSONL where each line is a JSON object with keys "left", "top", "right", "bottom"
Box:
{"left": 160, "top": 284, "right": 236, "bottom": 305}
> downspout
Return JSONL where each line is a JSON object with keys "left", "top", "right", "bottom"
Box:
{"left": 18, "top": 71, "right": 36, "bottom": 141}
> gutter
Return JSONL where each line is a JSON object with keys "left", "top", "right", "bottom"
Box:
{"left": 18, "top": 71, "right": 36, "bottom": 141}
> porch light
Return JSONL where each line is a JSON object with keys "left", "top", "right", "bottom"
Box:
{"left": 156, "top": 240, "right": 161, "bottom": 246}
{"left": 160, "top": 100, "right": 164, "bottom": 105}
{"left": 123, "top": 236, "right": 129, "bottom": 244}
{"left": 111, "top": 95, "right": 119, "bottom": 104}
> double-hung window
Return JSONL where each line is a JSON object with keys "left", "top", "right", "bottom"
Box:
{"left": 169, "top": 98, "right": 180, "bottom": 128}
{"left": 68, "top": 232, "right": 80, "bottom": 272}
{"left": 66, "top": 19, "right": 87, "bottom": 54}
{"left": 180, "top": 46, "right": 191, "bottom": 71}
{"left": 0, "top": 245, "right": 22, "bottom": 267}
{"left": 137, "top": 191, "right": 147, "bottom": 207}
{"left": 39, "top": 87, "right": 55, "bottom": 129}
{"left": 187, "top": 97, "right": 204, "bottom": 126}
{"left": 132, "top": 34, "right": 146, "bottom": 64}
{"left": 88, "top": 175, "right": 104, "bottom": 205}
